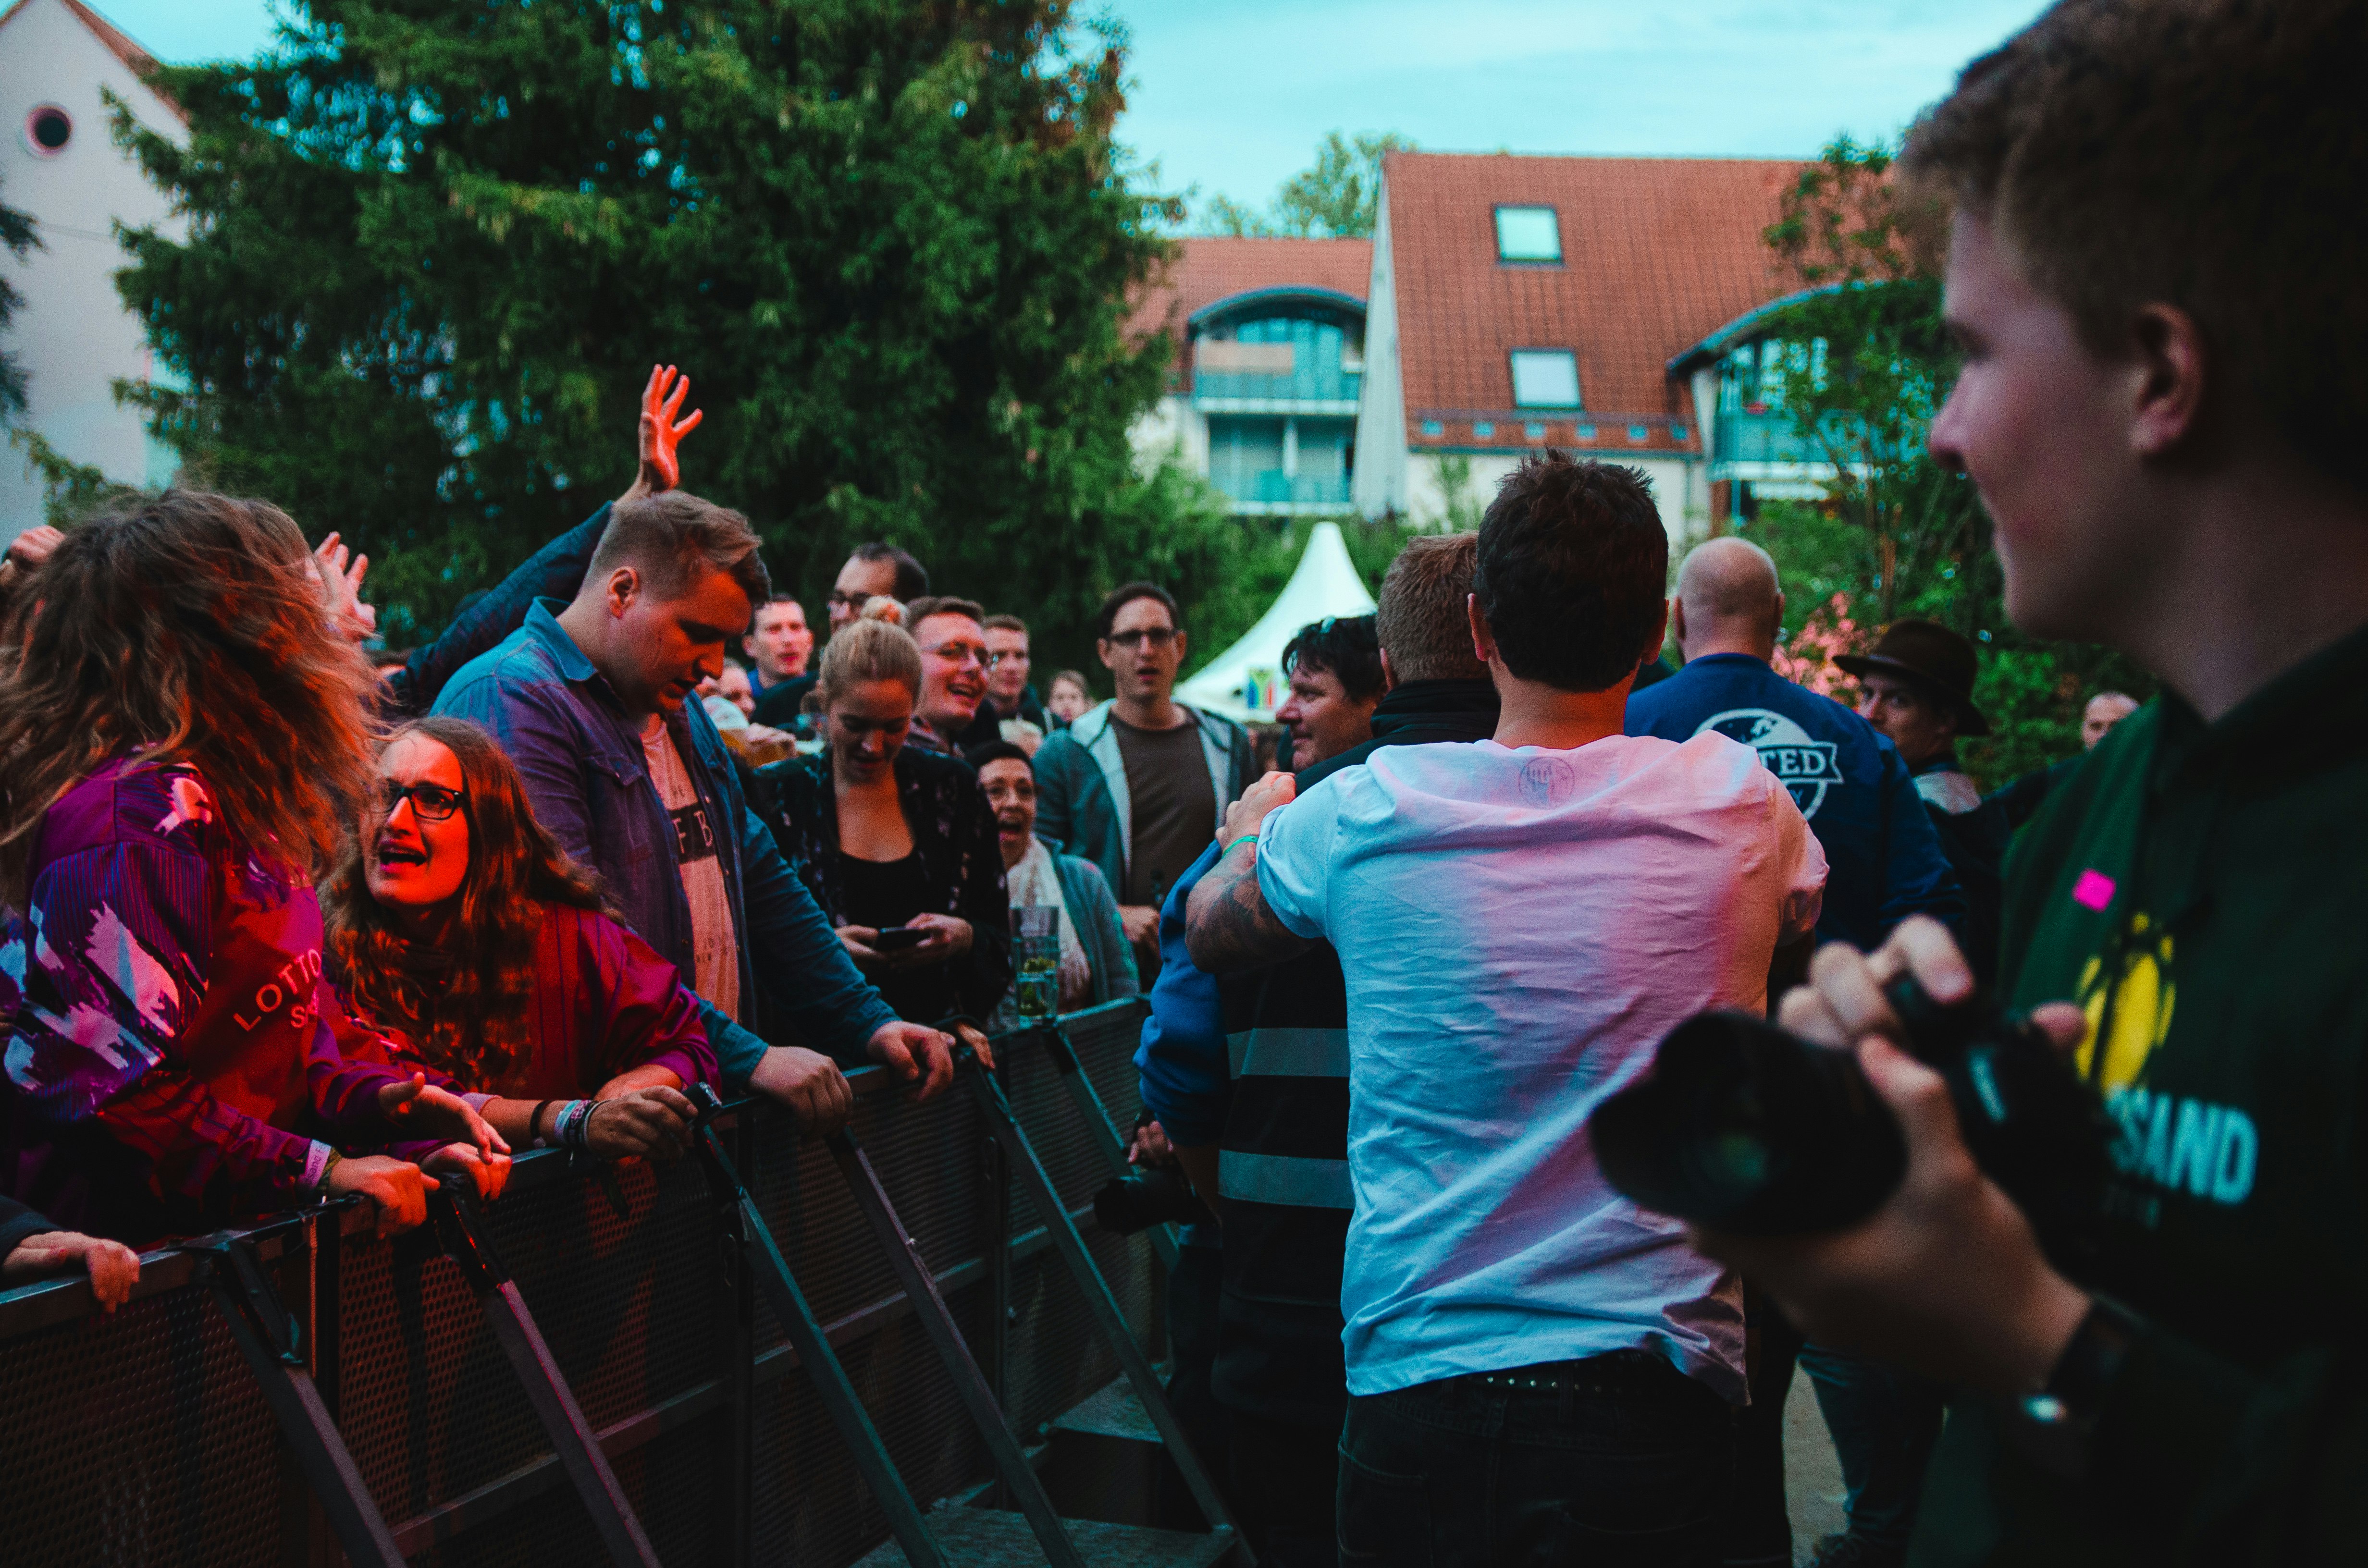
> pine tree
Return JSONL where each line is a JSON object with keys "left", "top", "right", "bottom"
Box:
{"left": 113, "top": 0, "right": 1235, "bottom": 669}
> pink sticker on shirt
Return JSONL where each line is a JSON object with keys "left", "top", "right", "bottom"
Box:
{"left": 2072, "top": 870, "right": 2116, "bottom": 911}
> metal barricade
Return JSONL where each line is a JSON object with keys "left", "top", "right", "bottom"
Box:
{"left": 0, "top": 999, "right": 1177, "bottom": 1568}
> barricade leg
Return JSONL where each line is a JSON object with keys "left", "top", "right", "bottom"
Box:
{"left": 186, "top": 1231, "right": 408, "bottom": 1568}
{"left": 432, "top": 1188, "right": 664, "bottom": 1568}
{"left": 828, "top": 1126, "right": 1091, "bottom": 1568}
{"left": 682, "top": 1096, "right": 948, "bottom": 1568}
{"left": 962, "top": 1061, "right": 1255, "bottom": 1564}
{"left": 1036, "top": 1022, "right": 1182, "bottom": 1273}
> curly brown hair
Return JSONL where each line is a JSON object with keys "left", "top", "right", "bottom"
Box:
{"left": 321, "top": 717, "right": 607, "bottom": 1090}
{"left": 0, "top": 490, "right": 381, "bottom": 906}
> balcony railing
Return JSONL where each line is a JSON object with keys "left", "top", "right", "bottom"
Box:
{"left": 1211, "top": 470, "right": 1353, "bottom": 512}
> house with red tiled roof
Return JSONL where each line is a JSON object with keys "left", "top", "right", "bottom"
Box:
{"left": 0, "top": 0, "right": 187, "bottom": 540}
{"left": 1354, "top": 151, "right": 1813, "bottom": 544}
{"left": 1130, "top": 236, "right": 1372, "bottom": 516}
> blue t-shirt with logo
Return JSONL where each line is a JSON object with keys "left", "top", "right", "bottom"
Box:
{"left": 1627, "top": 653, "right": 1962, "bottom": 950}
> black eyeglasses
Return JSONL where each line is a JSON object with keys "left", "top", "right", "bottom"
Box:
{"left": 1104, "top": 626, "right": 1177, "bottom": 651}
{"left": 920, "top": 641, "right": 1009, "bottom": 670}
{"left": 378, "top": 780, "right": 467, "bottom": 822}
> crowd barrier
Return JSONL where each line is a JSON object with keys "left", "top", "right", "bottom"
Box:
{"left": 0, "top": 999, "right": 1209, "bottom": 1567}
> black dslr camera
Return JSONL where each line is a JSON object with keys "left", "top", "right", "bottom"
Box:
{"left": 1590, "top": 973, "right": 2113, "bottom": 1270}
{"left": 1093, "top": 1165, "right": 1216, "bottom": 1236}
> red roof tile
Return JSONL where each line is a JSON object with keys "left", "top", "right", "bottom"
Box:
{"left": 1383, "top": 152, "right": 1798, "bottom": 452}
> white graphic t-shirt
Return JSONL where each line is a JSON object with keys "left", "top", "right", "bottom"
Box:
{"left": 641, "top": 717, "right": 740, "bottom": 1021}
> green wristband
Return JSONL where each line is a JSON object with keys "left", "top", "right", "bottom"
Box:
{"left": 1224, "top": 833, "right": 1259, "bottom": 857}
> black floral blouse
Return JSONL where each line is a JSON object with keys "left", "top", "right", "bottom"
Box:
{"left": 756, "top": 747, "right": 1012, "bottom": 1023}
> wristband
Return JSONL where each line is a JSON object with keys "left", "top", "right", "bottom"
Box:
{"left": 313, "top": 1147, "right": 343, "bottom": 1197}
{"left": 1224, "top": 833, "right": 1259, "bottom": 857}
{"left": 557, "top": 1099, "right": 603, "bottom": 1154}
{"left": 2009, "top": 1293, "right": 2144, "bottom": 1479}
{"left": 530, "top": 1099, "right": 559, "bottom": 1149}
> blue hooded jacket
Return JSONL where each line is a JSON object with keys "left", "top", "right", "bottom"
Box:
{"left": 1627, "top": 653, "right": 1964, "bottom": 949}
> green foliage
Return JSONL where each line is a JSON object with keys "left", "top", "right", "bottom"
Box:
{"left": 5, "top": 428, "right": 135, "bottom": 526}
{"left": 1431, "top": 453, "right": 1485, "bottom": 532}
{"left": 110, "top": 0, "right": 1236, "bottom": 671}
{"left": 1196, "top": 131, "right": 1413, "bottom": 239}
{"left": 0, "top": 177, "right": 38, "bottom": 421}
{"left": 1745, "top": 137, "right": 2154, "bottom": 790}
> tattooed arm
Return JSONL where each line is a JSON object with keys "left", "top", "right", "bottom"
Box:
{"left": 1184, "top": 772, "right": 1316, "bottom": 973}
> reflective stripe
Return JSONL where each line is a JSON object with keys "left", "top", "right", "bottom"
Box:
{"left": 1219, "top": 1150, "right": 1354, "bottom": 1210}
{"left": 1226, "top": 1027, "right": 1350, "bottom": 1079}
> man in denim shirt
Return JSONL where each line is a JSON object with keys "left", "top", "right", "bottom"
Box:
{"left": 436, "top": 491, "right": 955, "bottom": 1124}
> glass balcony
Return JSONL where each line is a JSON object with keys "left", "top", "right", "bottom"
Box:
{"left": 1194, "top": 315, "right": 1363, "bottom": 409}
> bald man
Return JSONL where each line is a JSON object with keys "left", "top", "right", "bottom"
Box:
{"left": 1628, "top": 539, "right": 1962, "bottom": 951}
{"left": 1628, "top": 538, "right": 1967, "bottom": 1568}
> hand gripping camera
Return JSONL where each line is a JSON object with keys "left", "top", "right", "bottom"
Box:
{"left": 1590, "top": 973, "right": 2114, "bottom": 1270}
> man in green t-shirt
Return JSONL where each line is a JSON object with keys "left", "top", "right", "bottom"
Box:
{"left": 1690, "top": 3, "right": 2368, "bottom": 1564}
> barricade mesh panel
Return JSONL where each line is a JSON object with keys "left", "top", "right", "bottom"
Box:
{"left": 0, "top": 1001, "right": 1172, "bottom": 1568}
{"left": 341, "top": 1149, "right": 726, "bottom": 1555}
{"left": 0, "top": 1275, "right": 286, "bottom": 1567}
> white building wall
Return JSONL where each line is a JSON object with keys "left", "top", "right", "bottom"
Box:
{"left": 1350, "top": 183, "right": 1406, "bottom": 519}
{"left": 0, "top": 0, "right": 185, "bottom": 542}
{"left": 1128, "top": 389, "right": 1208, "bottom": 478}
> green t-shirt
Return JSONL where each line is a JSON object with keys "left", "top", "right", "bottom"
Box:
{"left": 1913, "top": 625, "right": 2368, "bottom": 1566}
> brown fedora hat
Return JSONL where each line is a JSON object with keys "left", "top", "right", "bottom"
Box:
{"left": 1833, "top": 618, "right": 1991, "bottom": 737}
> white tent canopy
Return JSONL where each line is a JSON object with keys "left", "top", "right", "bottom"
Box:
{"left": 1178, "top": 520, "right": 1378, "bottom": 723}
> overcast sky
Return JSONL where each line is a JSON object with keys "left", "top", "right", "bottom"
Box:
{"left": 98, "top": 0, "right": 2050, "bottom": 220}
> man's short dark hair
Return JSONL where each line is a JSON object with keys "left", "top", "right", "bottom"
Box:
{"left": 906, "top": 595, "right": 985, "bottom": 630}
{"left": 1472, "top": 454, "right": 1667, "bottom": 692}
{"left": 1901, "top": 0, "right": 2366, "bottom": 489}
{"left": 1377, "top": 534, "right": 1486, "bottom": 683}
{"left": 966, "top": 739, "right": 1035, "bottom": 773}
{"left": 851, "top": 541, "right": 929, "bottom": 602}
{"left": 982, "top": 613, "right": 1027, "bottom": 635}
{"left": 1096, "top": 582, "right": 1180, "bottom": 642}
{"left": 1282, "top": 614, "right": 1385, "bottom": 704}
{"left": 589, "top": 491, "right": 770, "bottom": 607}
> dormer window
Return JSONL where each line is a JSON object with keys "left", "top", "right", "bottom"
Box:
{"left": 1509, "top": 349, "right": 1582, "bottom": 409}
{"left": 1494, "top": 206, "right": 1562, "bottom": 264}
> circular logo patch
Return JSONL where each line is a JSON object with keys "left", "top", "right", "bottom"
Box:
{"left": 1518, "top": 756, "right": 1574, "bottom": 806}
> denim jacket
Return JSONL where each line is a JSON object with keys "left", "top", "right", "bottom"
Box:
{"left": 433, "top": 600, "right": 896, "bottom": 1082}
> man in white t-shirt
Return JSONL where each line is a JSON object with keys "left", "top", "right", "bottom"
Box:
{"left": 1188, "top": 453, "right": 1826, "bottom": 1567}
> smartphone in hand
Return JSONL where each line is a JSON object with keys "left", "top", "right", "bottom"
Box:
{"left": 869, "top": 925, "right": 932, "bottom": 953}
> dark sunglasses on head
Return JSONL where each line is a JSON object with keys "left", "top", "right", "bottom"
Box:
{"left": 379, "top": 779, "right": 467, "bottom": 822}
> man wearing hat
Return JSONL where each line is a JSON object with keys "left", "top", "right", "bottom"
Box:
{"left": 1839, "top": 619, "right": 2009, "bottom": 988}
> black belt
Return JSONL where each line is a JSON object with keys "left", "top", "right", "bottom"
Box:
{"left": 1461, "top": 1348, "right": 1683, "bottom": 1396}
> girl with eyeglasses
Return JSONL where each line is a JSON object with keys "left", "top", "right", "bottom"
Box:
{"left": 316, "top": 718, "right": 724, "bottom": 1176}
{"left": 0, "top": 492, "right": 499, "bottom": 1249}
{"left": 757, "top": 621, "right": 1011, "bottom": 1036}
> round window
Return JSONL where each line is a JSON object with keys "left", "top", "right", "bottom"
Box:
{"left": 26, "top": 105, "right": 72, "bottom": 155}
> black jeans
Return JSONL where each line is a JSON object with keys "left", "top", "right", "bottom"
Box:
{"left": 1337, "top": 1350, "right": 1735, "bottom": 1567}
{"left": 1155, "top": 1242, "right": 1231, "bottom": 1529}
{"left": 1722, "top": 1285, "right": 1806, "bottom": 1568}
{"left": 1227, "top": 1407, "right": 1341, "bottom": 1568}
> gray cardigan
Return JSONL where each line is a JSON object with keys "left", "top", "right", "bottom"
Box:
{"left": 1031, "top": 700, "right": 1256, "bottom": 904}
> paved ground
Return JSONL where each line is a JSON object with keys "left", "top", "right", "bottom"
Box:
{"left": 1784, "top": 1365, "right": 1850, "bottom": 1564}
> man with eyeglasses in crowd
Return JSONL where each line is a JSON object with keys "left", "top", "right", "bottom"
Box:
{"left": 901, "top": 596, "right": 997, "bottom": 756}
{"left": 1034, "top": 583, "right": 1255, "bottom": 976}
{"left": 756, "top": 542, "right": 931, "bottom": 730}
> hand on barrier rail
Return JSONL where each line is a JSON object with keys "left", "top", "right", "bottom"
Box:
{"left": 376, "top": 1071, "right": 512, "bottom": 1162}
{"left": 424, "top": 1140, "right": 514, "bottom": 1203}
{"left": 331, "top": 1154, "right": 438, "bottom": 1238}
{"left": 585, "top": 1086, "right": 700, "bottom": 1161}
{"left": 2, "top": 1228, "right": 141, "bottom": 1311}
{"left": 867, "top": 1020, "right": 958, "bottom": 1102}
{"left": 748, "top": 1046, "right": 855, "bottom": 1136}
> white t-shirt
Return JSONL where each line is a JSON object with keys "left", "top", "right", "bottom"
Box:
{"left": 641, "top": 717, "right": 740, "bottom": 1022}
{"left": 1256, "top": 733, "right": 1826, "bottom": 1400}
